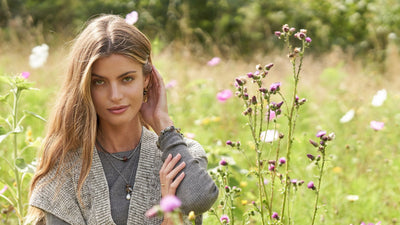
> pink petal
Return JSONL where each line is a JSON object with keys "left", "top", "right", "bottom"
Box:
{"left": 216, "top": 89, "right": 233, "bottom": 102}
{"left": 0, "top": 186, "right": 7, "bottom": 195}
{"left": 21, "top": 71, "right": 30, "bottom": 79}
{"left": 207, "top": 57, "right": 221, "bottom": 66}
{"left": 370, "top": 121, "right": 384, "bottom": 131}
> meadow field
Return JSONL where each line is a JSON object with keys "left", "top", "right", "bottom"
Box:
{"left": 0, "top": 33, "right": 399, "bottom": 225}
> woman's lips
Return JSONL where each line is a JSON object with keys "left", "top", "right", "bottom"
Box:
{"left": 108, "top": 105, "right": 128, "bottom": 114}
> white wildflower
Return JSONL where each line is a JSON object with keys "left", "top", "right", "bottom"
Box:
{"left": 340, "top": 109, "right": 355, "bottom": 123}
{"left": 371, "top": 89, "right": 387, "bottom": 107}
{"left": 29, "top": 44, "right": 49, "bottom": 68}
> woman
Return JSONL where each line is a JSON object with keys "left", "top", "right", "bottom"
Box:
{"left": 27, "top": 14, "right": 218, "bottom": 225}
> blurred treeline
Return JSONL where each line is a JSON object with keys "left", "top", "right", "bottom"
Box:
{"left": 1, "top": 0, "right": 399, "bottom": 60}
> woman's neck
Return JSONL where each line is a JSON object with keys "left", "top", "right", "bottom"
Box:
{"left": 96, "top": 121, "right": 143, "bottom": 153}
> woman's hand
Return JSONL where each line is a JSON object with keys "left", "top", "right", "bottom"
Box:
{"left": 159, "top": 153, "right": 185, "bottom": 225}
{"left": 159, "top": 153, "right": 186, "bottom": 197}
{"left": 140, "top": 66, "right": 173, "bottom": 134}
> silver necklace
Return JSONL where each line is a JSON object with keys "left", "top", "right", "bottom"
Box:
{"left": 96, "top": 137, "right": 141, "bottom": 200}
{"left": 96, "top": 137, "right": 142, "bottom": 162}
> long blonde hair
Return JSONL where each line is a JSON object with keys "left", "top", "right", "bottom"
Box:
{"left": 28, "top": 14, "right": 153, "bottom": 222}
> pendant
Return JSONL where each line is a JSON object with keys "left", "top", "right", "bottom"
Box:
{"left": 125, "top": 184, "right": 133, "bottom": 200}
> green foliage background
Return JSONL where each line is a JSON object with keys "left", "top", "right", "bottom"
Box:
{"left": 1, "top": 0, "right": 400, "bottom": 59}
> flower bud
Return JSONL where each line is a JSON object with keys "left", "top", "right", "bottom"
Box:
{"left": 268, "top": 164, "right": 275, "bottom": 171}
{"left": 256, "top": 64, "right": 262, "bottom": 71}
{"left": 282, "top": 24, "right": 290, "bottom": 32}
{"left": 188, "top": 211, "right": 196, "bottom": 221}
{"left": 307, "top": 154, "right": 315, "bottom": 161}
{"left": 307, "top": 181, "right": 316, "bottom": 190}
{"left": 274, "top": 31, "right": 281, "bottom": 37}
{"left": 264, "top": 63, "right": 274, "bottom": 70}
{"left": 226, "top": 140, "right": 233, "bottom": 146}
{"left": 251, "top": 96, "right": 257, "bottom": 105}
{"left": 279, "top": 157, "right": 286, "bottom": 165}
{"left": 235, "top": 78, "right": 244, "bottom": 86}
{"left": 243, "top": 93, "right": 249, "bottom": 100}
{"left": 294, "top": 47, "right": 301, "bottom": 53}
{"left": 305, "top": 37, "right": 312, "bottom": 43}
{"left": 309, "top": 139, "right": 319, "bottom": 148}
{"left": 276, "top": 101, "right": 284, "bottom": 109}
{"left": 300, "top": 29, "right": 307, "bottom": 34}
{"left": 272, "top": 212, "right": 279, "bottom": 219}
{"left": 219, "top": 159, "right": 228, "bottom": 166}
{"left": 289, "top": 27, "right": 296, "bottom": 33}
{"left": 259, "top": 88, "right": 267, "bottom": 93}
{"left": 279, "top": 133, "right": 284, "bottom": 139}
{"left": 247, "top": 72, "right": 254, "bottom": 78}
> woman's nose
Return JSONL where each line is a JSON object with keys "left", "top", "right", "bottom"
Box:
{"left": 110, "top": 83, "right": 123, "bottom": 101}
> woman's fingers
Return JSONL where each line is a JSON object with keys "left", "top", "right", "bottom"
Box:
{"left": 160, "top": 153, "right": 186, "bottom": 196}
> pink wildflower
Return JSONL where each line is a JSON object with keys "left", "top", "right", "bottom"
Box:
{"left": 220, "top": 214, "right": 230, "bottom": 224}
{"left": 21, "top": 71, "right": 30, "bottom": 79}
{"left": 166, "top": 80, "right": 177, "bottom": 89}
{"left": 207, "top": 57, "right": 221, "bottom": 66}
{"left": 160, "top": 195, "right": 181, "bottom": 212}
{"left": 216, "top": 89, "right": 233, "bottom": 102}
{"left": 370, "top": 121, "right": 384, "bottom": 131}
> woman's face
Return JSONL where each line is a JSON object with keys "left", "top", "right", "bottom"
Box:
{"left": 91, "top": 54, "right": 149, "bottom": 129}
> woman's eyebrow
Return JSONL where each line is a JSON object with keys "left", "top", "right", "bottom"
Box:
{"left": 91, "top": 71, "right": 137, "bottom": 78}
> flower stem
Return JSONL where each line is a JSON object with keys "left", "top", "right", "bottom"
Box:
{"left": 311, "top": 150, "right": 326, "bottom": 225}
{"left": 12, "top": 91, "right": 23, "bottom": 224}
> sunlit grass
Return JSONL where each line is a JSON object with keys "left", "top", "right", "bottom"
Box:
{"left": 0, "top": 41, "right": 399, "bottom": 224}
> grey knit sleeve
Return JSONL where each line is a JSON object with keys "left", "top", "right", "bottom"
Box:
{"left": 157, "top": 131, "right": 219, "bottom": 215}
{"left": 46, "top": 213, "right": 70, "bottom": 225}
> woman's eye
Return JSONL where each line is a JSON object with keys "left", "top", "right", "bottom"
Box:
{"left": 93, "top": 79, "right": 104, "bottom": 85}
{"left": 123, "top": 76, "right": 134, "bottom": 82}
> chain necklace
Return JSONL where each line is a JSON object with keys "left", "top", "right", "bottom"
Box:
{"left": 96, "top": 136, "right": 142, "bottom": 162}
{"left": 96, "top": 135, "right": 142, "bottom": 200}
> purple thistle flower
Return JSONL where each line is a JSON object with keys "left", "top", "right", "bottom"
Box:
{"left": 220, "top": 214, "right": 230, "bottom": 224}
{"left": 271, "top": 212, "right": 279, "bottom": 219}
{"left": 268, "top": 164, "right": 275, "bottom": 171}
{"left": 247, "top": 72, "right": 254, "bottom": 78}
{"left": 160, "top": 195, "right": 181, "bottom": 212}
{"left": 291, "top": 179, "right": 298, "bottom": 185}
{"left": 269, "top": 82, "right": 281, "bottom": 93}
{"left": 279, "top": 157, "right": 286, "bottom": 165}
{"left": 305, "top": 37, "right": 312, "bottom": 43}
{"left": 219, "top": 159, "right": 228, "bottom": 166}
{"left": 226, "top": 140, "right": 233, "bottom": 146}
{"left": 274, "top": 31, "right": 281, "bottom": 37}
{"left": 307, "top": 154, "right": 315, "bottom": 160}
{"left": 316, "top": 130, "right": 327, "bottom": 138}
{"left": 307, "top": 181, "right": 316, "bottom": 190}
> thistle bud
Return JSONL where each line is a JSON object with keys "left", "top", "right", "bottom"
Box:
{"left": 235, "top": 78, "right": 244, "bottom": 86}
{"left": 282, "top": 24, "right": 290, "bottom": 32}
{"left": 256, "top": 64, "right": 263, "bottom": 71}
{"left": 307, "top": 154, "right": 315, "bottom": 161}
{"left": 309, "top": 139, "right": 319, "bottom": 148}
{"left": 251, "top": 96, "right": 257, "bottom": 105}
{"left": 274, "top": 31, "right": 281, "bottom": 37}
{"left": 264, "top": 63, "right": 274, "bottom": 70}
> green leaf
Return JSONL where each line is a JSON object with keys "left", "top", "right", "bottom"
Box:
{"left": 0, "top": 132, "right": 11, "bottom": 144}
{"left": 0, "top": 93, "right": 10, "bottom": 102}
{"left": 0, "top": 76, "right": 12, "bottom": 86}
{"left": 15, "top": 158, "right": 27, "bottom": 171}
{"left": 15, "top": 158, "right": 35, "bottom": 174}
{"left": 0, "top": 126, "right": 6, "bottom": 135}
{"left": 24, "top": 110, "right": 47, "bottom": 122}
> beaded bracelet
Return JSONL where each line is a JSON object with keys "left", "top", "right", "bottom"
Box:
{"left": 159, "top": 125, "right": 181, "bottom": 136}
{"left": 156, "top": 126, "right": 182, "bottom": 149}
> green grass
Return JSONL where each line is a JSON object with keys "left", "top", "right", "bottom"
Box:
{"left": 1, "top": 43, "right": 399, "bottom": 224}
